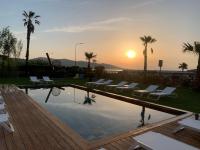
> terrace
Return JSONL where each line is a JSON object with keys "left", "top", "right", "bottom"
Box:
{"left": 0, "top": 83, "right": 199, "bottom": 150}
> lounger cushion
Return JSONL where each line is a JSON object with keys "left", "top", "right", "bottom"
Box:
{"left": 179, "top": 118, "right": 200, "bottom": 130}
{"left": 133, "top": 131, "right": 198, "bottom": 150}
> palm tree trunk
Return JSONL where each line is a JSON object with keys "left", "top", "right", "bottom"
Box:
{"left": 88, "top": 59, "right": 91, "bottom": 70}
{"left": 144, "top": 44, "right": 147, "bottom": 73}
{"left": 196, "top": 53, "right": 200, "bottom": 82}
{"left": 25, "top": 31, "right": 30, "bottom": 76}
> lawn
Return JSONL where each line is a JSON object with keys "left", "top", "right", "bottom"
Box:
{"left": 0, "top": 77, "right": 199, "bottom": 113}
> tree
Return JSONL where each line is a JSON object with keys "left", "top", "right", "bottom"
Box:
{"left": 0, "top": 27, "right": 17, "bottom": 57}
{"left": 179, "top": 62, "right": 188, "bottom": 72}
{"left": 85, "top": 52, "right": 96, "bottom": 70}
{"left": 140, "top": 35, "right": 156, "bottom": 74}
{"left": 183, "top": 42, "right": 200, "bottom": 83}
{"left": 23, "top": 11, "right": 40, "bottom": 74}
{"left": 0, "top": 27, "right": 21, "bottom": 68}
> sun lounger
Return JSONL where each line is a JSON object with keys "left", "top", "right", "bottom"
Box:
{"left": 43, "top": 76, "right": 53, "bottom": 82}
{"left": 0, "top": 113, "right": 14, "bottom": 133}
{"left": 30, "top": 76, "right": 40, "bottom": 83}
{"left": 94, "top": 80, "right": 113, "bottom": 86}
{"left": 133, "top": 131, "right": 198, "bottom": 150}
{"left": 86, "top": 79, "right": 105, "bottom": 85}
{"left": 116, "top": 82, "right": 138, "bottom": 90}
{"left": 107, "top": 81, "right": 128, "bottom": 88}
{"left": 134, "top": 85, "right": 159, "bottom": 96}
{"left": 149, "top": 86, "right": 176, "bottom": 100}
{"left": 178, "top": 118, "right": 200, "bottom": 132}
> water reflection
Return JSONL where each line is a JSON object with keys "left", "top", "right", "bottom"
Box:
{"left": 83, "top": 90, "right": 96, "bottom": 105}
{"left": 22, "top": 87, "right": 174, "bottom": 141}
{"left": 138, "top": 106, "right": 151, "bottom": 127}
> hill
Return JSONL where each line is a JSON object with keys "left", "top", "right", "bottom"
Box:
{"left": 30, "top": 57, "right": 122, "bottom": 69}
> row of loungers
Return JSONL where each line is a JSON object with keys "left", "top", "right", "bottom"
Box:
{"left": 0, "top": 94, "right": 14, "bottom": 133}
{"left": 99, "top": 116, "right": 200, "bottom": 150}
{"left": 86, "top": 79, "right": 176, "bottom": 100}
{"left": 30, "top": 76, "right": 54, "bottom": 84}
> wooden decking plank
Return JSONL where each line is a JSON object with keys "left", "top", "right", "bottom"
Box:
{"left": 22, "top": 91, "right": 87, "bottom": 149}
{"left": 3, "top": 91, "right": 48, "bottom": 150}
{"left": 13, "top": 91, "right": 69, "bottom": 150}
{"left": 20, "top": 91, "right": 84, "bottom": 149}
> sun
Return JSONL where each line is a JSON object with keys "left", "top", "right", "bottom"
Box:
{"left": 126, "top": 50, "right": 136, "bottom": 58}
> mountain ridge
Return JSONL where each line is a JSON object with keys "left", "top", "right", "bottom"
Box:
{"left": 30, "top": 57, "right": 122, "bottom": 69}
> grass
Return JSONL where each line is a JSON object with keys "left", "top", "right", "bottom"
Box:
{"left": 0, "top": 77, "right": 200, "bottom": 113}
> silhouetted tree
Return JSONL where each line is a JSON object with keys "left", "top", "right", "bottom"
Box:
{"left": 179, "top": 62, "right": 188, "bottom": 72}
{"left": 85, "top": 52, "right": 96, "bottom": 70}
{"left": 140, "top": 35, "right": 156, "bottom": 74}
{"left": 0, "top": 27, "right": 20, "bottom": 68}
{"left": 0, "top": 27, "right": 17, "bottom": 57}
{"left": 23, "top": 11, "right": 40, "bottom": 74}
{"left": 183, "top": 42, "right": 200, "bottom": 85}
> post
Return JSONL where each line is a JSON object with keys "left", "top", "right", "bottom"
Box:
{"left": 158, "top": 60, "right": 163, "bottom": 75}
{"left": 74, "top": 43, "right": 84, "bottom": 66}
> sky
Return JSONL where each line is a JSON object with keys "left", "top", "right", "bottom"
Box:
{"left": 0, "top": 0, "right": 200, "bottom": 70}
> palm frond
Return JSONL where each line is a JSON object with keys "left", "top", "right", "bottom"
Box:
{"left": 24, "top": 22, "right": 28, "bottom": 26}
{"left": 22, "top": 11, "right": 28, "bottom": 18}
{"left": 34, "top": 15, "right": 40, "bottom": 18}
{"left": 29, "top": 11, "right": 35, "bottom": 18}
{"left": 35, "top": 20, "right": 40, "bottom": 25}
{"left": 183, "top": 42, "right": 193, "bottom": 53}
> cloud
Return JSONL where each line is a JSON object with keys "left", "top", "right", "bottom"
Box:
{"left": 44, "top": 17, "right": 133, "bottom": 33}
{"left": 132, "top": 0, "right": 164, "bottom": 9}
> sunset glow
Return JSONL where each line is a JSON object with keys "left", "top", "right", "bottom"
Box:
{"left": 127, "top": 50, "right": 136, "bottom": 58}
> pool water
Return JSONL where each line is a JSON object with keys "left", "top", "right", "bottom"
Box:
{"left": 22, "top": 87, "right": 174, "bottom": 141}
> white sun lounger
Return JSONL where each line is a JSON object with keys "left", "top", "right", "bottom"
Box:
{"left": 43, "top": 76, "right": 53, "bottom": 82}
{"left": 0, "top": 113, "right": 14, "bottom": 133}
{"left": 30, "top": 76, "right": 40, "bottom": 83}
{"left": 107, "top": 81, "right": 128, "bottom": 88}
{"left": 178, "top": 118, "right": 200, "bottom": 132}
{"left": 149, "top": 86, "right": 176, "bottom": 100}
{"left": 116, "top": 82, "right": 138, "bottom": 90}
{"left": 86, "top": 79, "right": 105, "bottom": 85}
{"left": 94, "top": 80, "right": 113, "bottom": 86}
{"left": 133, "top": 131, "right": 199, "bottom": 150}
{"left": 134, "top": 85, "right": 159, "bottom": 96}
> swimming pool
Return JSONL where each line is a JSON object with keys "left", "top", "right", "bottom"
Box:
{"left": 22, "top": 86, "right": 175, "bottom": 141}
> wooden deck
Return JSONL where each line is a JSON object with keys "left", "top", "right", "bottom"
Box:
{"left": 0, "top": 85, "right": 199, "bottom": 150}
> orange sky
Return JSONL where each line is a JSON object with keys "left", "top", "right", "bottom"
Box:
{"left": 3, "top": 0, "right": 199, "bottom": 70}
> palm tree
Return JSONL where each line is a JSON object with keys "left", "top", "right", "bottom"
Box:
{"left": 83, "top": 91, "right": 96, "bottom": 105}
{"left": 85, "top": 52, "right": 96, "bottom": 70}
{"left": 140, "top": 35, "right": 156, "bottom": 74}
{"left": 23, "top": 11, "right": 40, "bottom": 74}
{"left": 183, "top": 42, "right": 200, "bottom": 82}
{"left": 178, "top": 62, "right": 188, "bottom": 72}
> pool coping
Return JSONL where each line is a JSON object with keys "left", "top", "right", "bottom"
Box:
{"left": 18, "top": 83, "right": 193, "bottom": 149}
